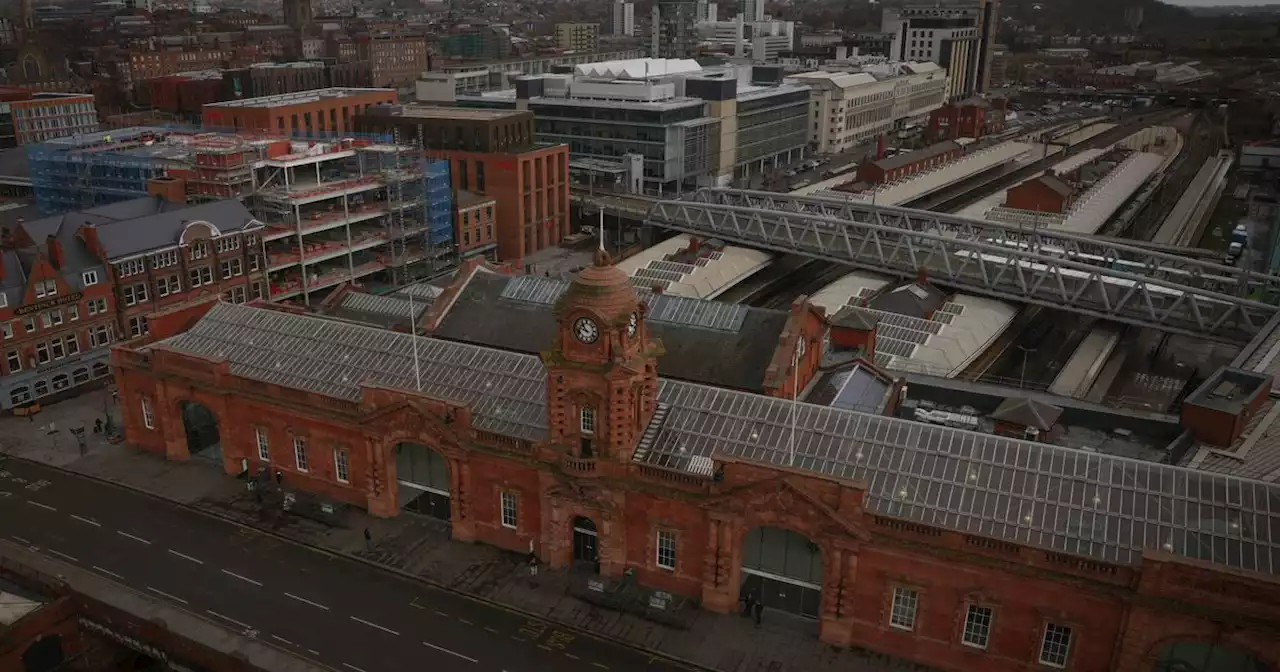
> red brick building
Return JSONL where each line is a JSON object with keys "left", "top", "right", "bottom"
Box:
{"left": 927, "top": 97, "right": 1007, "bottom": 142}
{"left": 455, "top": 190, "right": 498, "bottom": 260}
{"left": 355, "top": 106, "right": 571, "bottom": 266}
{"left": 202, "top": 88, "right": 397, "bottom": 136}
{"left": 1004, "top": 173, "right": 1076, "bottom": 214}
{"left": 1, "top": 195, "right": 267, "bottom": 412}
{"left": 147, "top": 73, "right": 224, "bottom": 120}
{"left": 111, "top": 255, "right": 1280, "bottom": 672}
{"left": 856, "top": 141, "right": 964, "bottom": 185}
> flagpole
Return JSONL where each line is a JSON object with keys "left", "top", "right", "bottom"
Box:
{"left": 408, "top": 289, "right": 422, "bottom": 391}
{"left": 598, "top": 209, "right": 605, "bottom": 252}
{"left": 790, "top": 344, "right": 798, "bottom": 467}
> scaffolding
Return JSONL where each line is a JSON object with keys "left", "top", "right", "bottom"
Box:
{"left": 25, "top": 125, "right": 458, "bottom": 305}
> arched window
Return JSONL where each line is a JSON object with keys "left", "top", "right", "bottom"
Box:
{"left": 34, "top": 380, "right": 49, "bottom": 397}
{"left": 52, "top": 374, "right": 70, "bottom": 391}
{"left": 9, "top": 386, "right": 31, "bottom": 406}
{"left": 72, "top": 368, "right": 90, "bottom": 384}
{"left": 91, "top": 362, "right": 109, "bottom": 378}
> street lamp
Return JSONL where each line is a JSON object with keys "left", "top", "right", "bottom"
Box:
{"left": 1017, "top": 346, "right": 1037, "bottom": 390}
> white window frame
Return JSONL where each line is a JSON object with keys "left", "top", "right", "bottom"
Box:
{"left": 82, "top": 270, "right": 99, "bottom": 286}
{"left": 500, "top": 491, "right": 517, "bottom": 528}
{"left": 1038, "top": 623, "right": 1072, "bottom": 668}
{"left": 255, "top": 427, "right": 270, "bottom": 461}
{"left": 67, "top": 304, "right": 78, "bottom": 321}
{"left": 334, "top": 447, "right": 349, "bottom": 483}
{"left": 5, "top": 349, "right": 20, "bottom": 372}
{"left": 580, "top": 407, "right": 595, "bottom": 434}
{"left": 141, "top": 397, "right": 154, "bottom": 429}
{"left": 961, "top": 604, "right": 993, "bottom": 649}
{"left": 0, "top": 293, "right": 6, "bottom": 308}
{"left": 293, "top": 437, "right": 308, "bottom": 472}
{"left": 889, "top": 587, "right": 918, "bottom": 631}
{"left": 655, "top": 530, "right": 676, "bottom": 570}
{"left": 1, "top": 321, "right": 10, "bottom": 339}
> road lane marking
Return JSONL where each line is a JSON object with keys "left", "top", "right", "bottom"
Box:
{"left": 307, "top": 649, "right": 320, "bottom": 656}
{"left": 341, "top": 664, "right": 368, "bottom": 672}
{"left": 271, "top": 635, "right": 294, "bottom": 646}
{"left": 70, "top": 514, "right": 101, "bottom": 527}
{"left": 27, "top": 500, "right": 57, "bottom": 512}
{"left": 11, "top": 535, "right": 31, "bottom": 545}
{"left": 539, "top": 645, "right": 553, "bottom": 652}
{"left": 422, "top": 640, "right": 479, "bottom": 663}
{"left": 47, "top": 548, "right": 79, "bottom": 563}
{"left": 592, "top": 663, "right": 609, "bottom": 670}
{"left": 117, "top": 531, "right": 152, "bottom": 545}
{"left": 222, "top": 569, "right": 263, "bottom": 586}
{"left": 434, "top": 610, "right": 449, "bottom": 617}
{"left": 565, "top": 653, "right": 580, "bottom": 660}
{"left": 484, "top": 626, "right": 499, "bottom": 634}
{"left": 458, "top": 617, "right": 473, "bottom": 625}
{"left": 350, "top": 616, "right": 399, "bottom": 636}
{"left": 92, "top": 565, "right": 123, "bottom": 579}
{"left": 168, "top": 549, "right": 204, "bottom": 565}
{"left": 147, "top": 586, "right": 189, "bottom": 604}
{"left": 284, "top": 592, "right": 329, "bottom": 611}
{"left": 207, "top": 610, "right": 252, "bottom": 630}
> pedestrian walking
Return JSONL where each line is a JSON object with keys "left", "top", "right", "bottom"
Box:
{"left": 752, "top": 600, "right": 764, "bottom": 627}
{"left": 93, "top": 418, "right": 103, "bottom": 434}
{"left": 363, "top": 527, "right": 372, "bottom": 549}
{"left": 275, "top": 470, "right": 283, "bottom": 486}
{"left": 741, "top": 592, "right": 755, "bottom": 617}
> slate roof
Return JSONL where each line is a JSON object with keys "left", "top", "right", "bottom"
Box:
{"left": 872, "top": 141, "right": 962, "bottom": 172}
{"left": 148, "top": 302, "right": 1280, "bottom": 577}
{"left": 991, "top": 396, "right": 1063, "bottom": 432}
{"left": 17, "top": 197, "right": 260, "bottom": 262}
{"left": 1034, "top": 173, "right": 1075, "bottom": 199}
{"left": 431, "top": 270, "right": 790, "bottom": 392}
{"left": 829, "top": 306, "right": 879, "bottom": 331}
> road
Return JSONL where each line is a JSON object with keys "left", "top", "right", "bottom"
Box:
{"left": 0, "top": 458, "right": 693, "bottom": 672}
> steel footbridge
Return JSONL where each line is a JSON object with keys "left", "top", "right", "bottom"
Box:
{"left": 644, "top": 189, "right": 1280, "bottom": 343}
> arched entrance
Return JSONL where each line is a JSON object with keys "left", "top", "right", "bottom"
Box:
{"left": 1152, "top": 642, "right": 1269, "bottom": 672}
{"left": 394, "top": 442, "right": 450, "bottom": 521}
{"left": 179, "top": 401, "right": 221, "bottom": 462}
{"left": 571, "top": 516, "right": 599, "bottom": 573}
{"left": 741, "top": 526, "right": 823, "bottom": 619}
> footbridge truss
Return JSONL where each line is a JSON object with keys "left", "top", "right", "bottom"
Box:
{"left": 644, "top": 189, "right": 1280, "bottom": 343}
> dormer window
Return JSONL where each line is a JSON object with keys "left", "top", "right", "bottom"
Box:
{"left": 580, "top": 407, "right": 596, "bottom": 435}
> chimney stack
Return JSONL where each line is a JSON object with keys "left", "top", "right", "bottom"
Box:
{"left": 147, "top": 176, "right": 187, "bottom": 204}
{"left": 46, "top": 235, "right": 63, "bottom": 270}
{"left": 79, "top": 226, "right": 105, "bottom": 260}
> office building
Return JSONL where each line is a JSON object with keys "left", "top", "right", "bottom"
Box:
{"left": 354, "top": 106, "right": 568, "bottom": 265}
{"left": 787, "top": 62, "right": 948, "bottom": 154}
{"left": 741, "top": 0, "right": 764, "bottom": 22}
{"left": 556, "top": 23, "right": 600, "bottom": 52}
{"left": 612, "top": 0, "right": 635, "bottom": 37}
{"left": 282, "top": 0, "right": 313, "bottom": 31}
{"left": 439, "top": 26, "right": 512, "bottom": 62}
{"left": 701, "top": 18, "right": 795, "bottom": 61}
{"left": 652, "top": 1, "right": 699, "bottom": 59}
{"left": 202, "top": 88, "right": 397, "bottom": 135}
{"left": 417, "top": 48, "right": 647, "bottom": 104}
{"left": 222, "top": 61, "right": 375, "bottom": 101}
{"left": 882, "top": 0, "right": 997, "bottom": 100}
{"left": 0, "top": 90, "right": 97, "bottom": 148}
{"left": 466, "top": 59, "right": 810, "bottom": 191}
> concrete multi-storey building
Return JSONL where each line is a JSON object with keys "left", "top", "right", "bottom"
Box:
{"left": 612, "top": 0, "right": 636, "bottom": 37}
{"left": 788, "top": 63, "right": 948, "bottom": 154}
{"left": 439, "top": 26, "right": 512, "bottom": 62}
{"left": 112, "top": 254, "right": 1280, "bottom": 672}
{"left": 220, "top": 61, "right": 376, "bottom": 102}
{"left": 882, "top": 0, "right": 999, "bottom": 100}
{"left": 556, "top": 23, "right": 600, "bottom": 52}
{"left": 202, "top": 88, "right": 397, "bottom": 136}
{"left": 2, "top": 92, "right": 98, "bottom": 147}
{"left": 462, "top": 59, "right": 811, "bottom": 191}
{"left": 354, "top": 105, "right": 569, "bottom": 265}
{"left": 417, "top": 49, "right": 647, "bottom": 104}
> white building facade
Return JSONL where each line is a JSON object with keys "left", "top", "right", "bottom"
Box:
{"left": 787, "top": 62, "right": 947, "bottom": 154}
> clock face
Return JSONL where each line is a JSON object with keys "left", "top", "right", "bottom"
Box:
{"left": 574, "top": 317, "right": 599, "bottom": 344}
{"left": 627, "top": 312, "right": 638, "bottom": 337}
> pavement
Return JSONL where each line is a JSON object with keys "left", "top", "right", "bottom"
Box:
{"left": 0, "top": 389, "right": 928, "bottom": 672}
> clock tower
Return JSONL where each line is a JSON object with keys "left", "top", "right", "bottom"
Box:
{"left": 543, "top": 249, "right": 661, "bottom": 462}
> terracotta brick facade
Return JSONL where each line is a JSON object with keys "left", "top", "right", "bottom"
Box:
{"left": 111, "top": 270, "right": 1280, "bottom": 672}
{"left": 202, "top": 89, "right": 396, "bottom": 136}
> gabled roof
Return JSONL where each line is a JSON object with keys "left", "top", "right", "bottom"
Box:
{"left": 991, "top": 396, "right": 1063, "bottom": 431}
{"left": 829, "top": 305, "right": 879, "bottom": 331}
{"left": 1035, "top": 173, "right": 1075, "bottom": 199}
{"left": 419, "top": 266, "right": 791, "bottom": 393}
{"left": 90, "top": 199, "right": 261, "bottom": 260}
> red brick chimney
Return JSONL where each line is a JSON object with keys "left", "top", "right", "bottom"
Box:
{"left": 79, "top": 226, "right": 105, "bottom": 260}
{"left": 46, "top": 235, "right": 63, "bottom": 269}
{"left": 147, "top": 176, "right": 187, "bottom": 204}
{"left": 916, "top": 267, "right": 928, "bottom": 285}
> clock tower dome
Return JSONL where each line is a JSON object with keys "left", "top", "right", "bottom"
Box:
{"left": 543, "top": 249, "right": 661, "bottom": 462}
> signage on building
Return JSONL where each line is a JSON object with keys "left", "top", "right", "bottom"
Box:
{"left": 15, "top": 292, "right": 84, "bottom": 316}
{"left": 78, "top": 618, "right": 199, "bottom": 672}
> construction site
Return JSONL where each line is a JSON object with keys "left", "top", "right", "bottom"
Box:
{"left": 26, "top": 127, "right": 455, "bottom": 304}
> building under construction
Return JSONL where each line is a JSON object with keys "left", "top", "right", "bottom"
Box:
{"left": 26, "top": 127, "right": 455, "bottom": 304}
